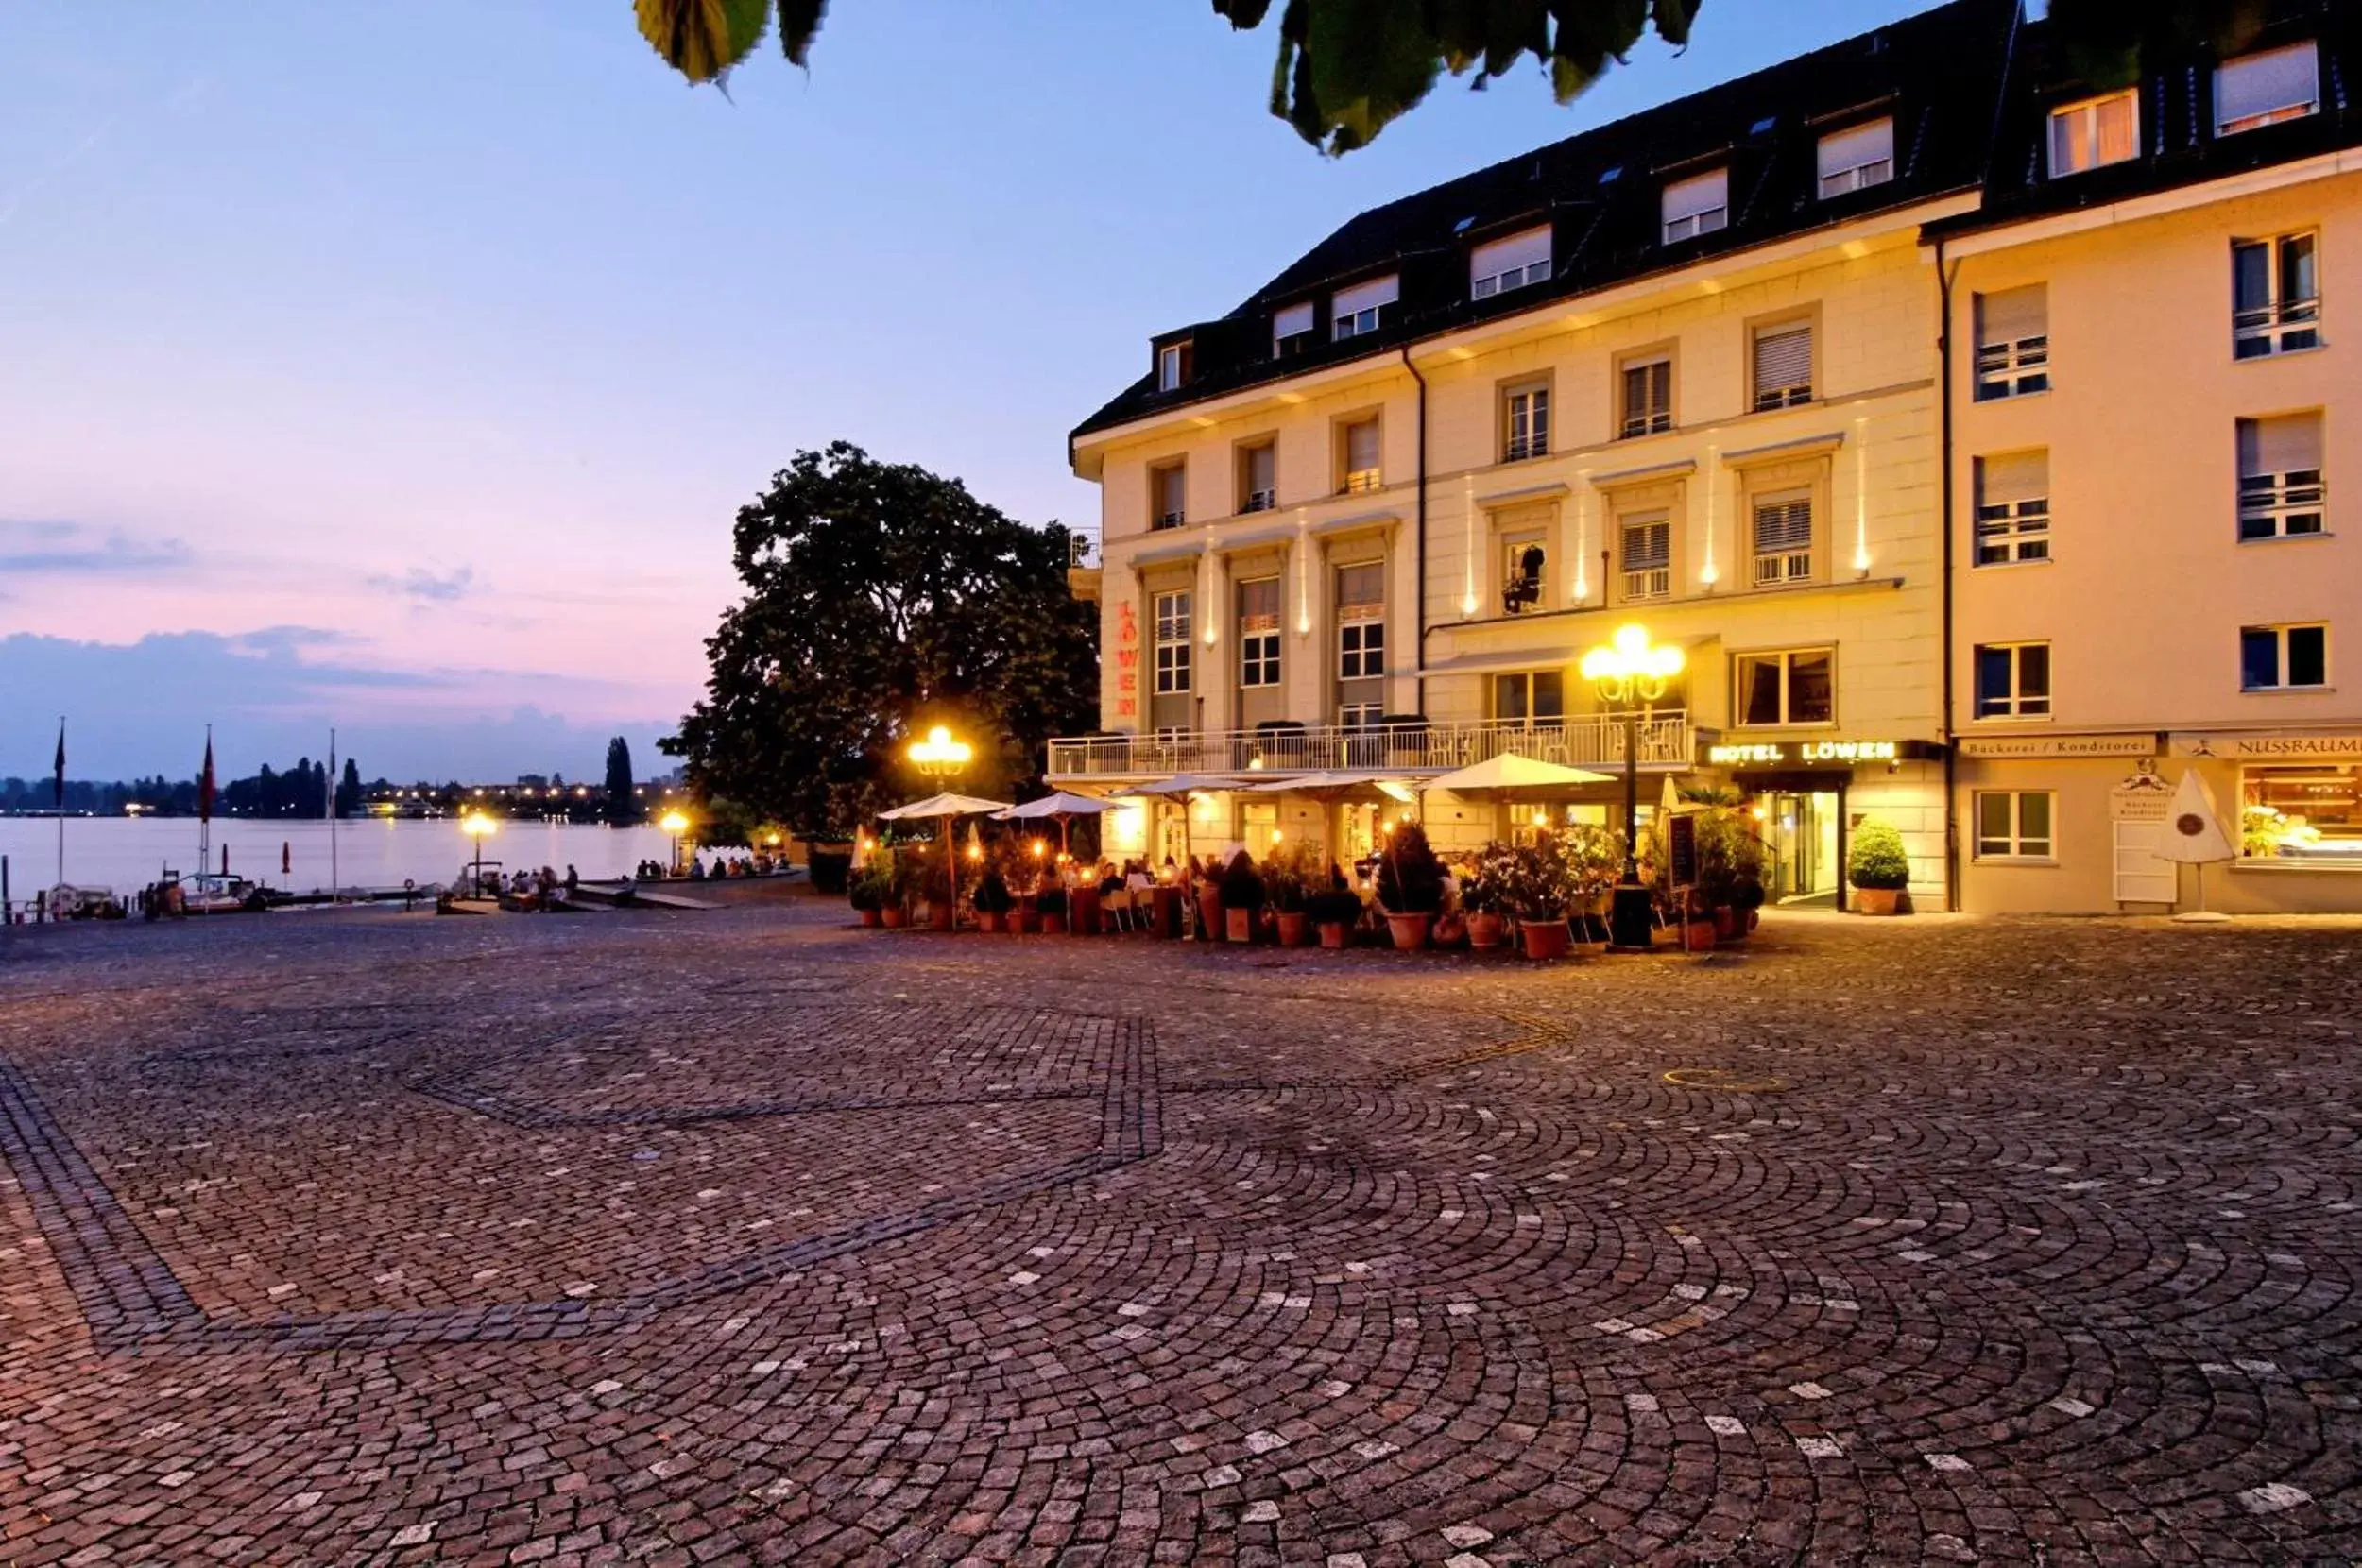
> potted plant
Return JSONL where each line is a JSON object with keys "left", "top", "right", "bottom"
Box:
{"left": 1562, "top": 824, "right": 1622, "bottom": 949}
{"left": 1307, "top": 889, "right": 1362, "bottom": 949}
{"left": 972, "top": 868, "right": 1015, "bottom": 932}
{"left": 1848, "top": 817, "right": 1910, "bottom": 915}
{"left": 1460, "top": 847, "right": 1511, "bottom": 951}
{"left": 1376, "top": 821, "right": 1444, "bottom": 949}
{"left": 1220, "top": 850, "right": 1265, "bottom": 944}
{"left": 1691, "top": 810, "right": 1768, "bottom": 943}
{"left": 847, "top": 860, "right": 886, "bottom": 928}
{"left": 880, "top": 853, "right": 913, "bottom": 928}
{"left": 1507, "top": 838, "right": 1575, "bottom": 960}
{"left": 1036, "top": 885, "right": 1069, "bottom": 935}
{"left": 1262, "top": 843, "right": 1315, "bottom": 947}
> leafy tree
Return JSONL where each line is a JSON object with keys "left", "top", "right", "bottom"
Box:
{"left": 663, "top": 441, "right": 1098, "bottom": 838}
{"left": 604, "top": 736, "right": 640, "bottom": 825}
{"left": 631, "top": 1, "right": 2251, "bottom": 156}
{"left": 335, "top": 758, "right": 363, "bottom": 818}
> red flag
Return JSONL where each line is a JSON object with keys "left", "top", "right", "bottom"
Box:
{"left": 199, "top": 735, "right": 216, "bottom": 824}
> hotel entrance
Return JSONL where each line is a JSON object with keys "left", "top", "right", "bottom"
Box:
{"left": 1754, "top": 789, "right": 1842, "bottom": 905}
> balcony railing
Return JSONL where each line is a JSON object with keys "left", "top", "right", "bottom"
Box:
{"left": 1048, "top": 711, "right": 1693, "bottom": 780}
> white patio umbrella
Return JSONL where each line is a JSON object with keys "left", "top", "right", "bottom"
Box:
{"left": 878, "top": 792, "right": 1011, "bottom": 929}
{"left": 1426, "top": 753, "right": 1615, "bottom": 793}
{"left": 996, "top": 791, "right": 1121, "bottom": 862}
{"left": 1109, "top": 775, "right": 1245, "bottom": 866}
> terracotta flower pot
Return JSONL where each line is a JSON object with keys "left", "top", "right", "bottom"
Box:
{"left": 1854, "top": 886, "right": 1901, "bottom": 916}
{"left": 1520, "top": 919, "right": 1572, "bottom": 960}
{"left": 1713, "top": 907, "right": 1743, "bottom": 943}
{"left": 1040, "top": 914, "right": 1067, "bottom": 935}
{"left": 1386, "top": 912, "right": 1432, "bottom": 951}
{"left": 1071, "top": 886, "right": 1101, "bottom": 935}
{"left": 857, "top": 908, "right": 881, "bottom": 929}
{"left": 977, "top": 912, "right": 1003, "bottom": 933}
{"left": 1013, "top": 907, "right": 1037, "bottom": 933}
{"left": 1225, "top": 908, "right": 1254, "bottom": 944}
{"left": 929, "top": 902, "right": 953, "bottom": 930}
{"left": 1684, "top": 918, "right": 1717, "bottom": 951}
{"left": 1275, "top": 911, "right": 1309, "bottom": 947}
{"left": 1198, "top": 890, "right": 1224, "bottom": 942}
{"left": 880, "top": 906, "right": 906, "bottom": 929}
{"left": 1317, "top": 922, "right": 1349, "bottom": 949}
{"left": 1467, "top": 912, "right": 1506, "bottom": 950}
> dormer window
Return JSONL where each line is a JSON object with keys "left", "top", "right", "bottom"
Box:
{"left": 1471, "top": 226, "right": 1552, "bottom": 300}
{"left": 1273, "top": 301, "right": 1314, "bottom": 357}
{"left": 1663, "top": 169, "right": 1729, "bottom": 244}
{"left": 2048, "top": 90, "right": 2138, "bottom": 178}
{"left": 2216, "top": 41, "right": 2319, "bottom": 135}
{"left": 1156, "top": 341, "right": 1191, "bottom": 393}
{"left": 1817, "top": 118, "right": 1894, "bottom": 198}
{"left": 1332, "top": 275, "right": 1399, "bottom": 341}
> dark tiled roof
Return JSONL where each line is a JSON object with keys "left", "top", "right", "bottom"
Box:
{"left": 1073, "top": 0, "right": 2021, "bottom": 445}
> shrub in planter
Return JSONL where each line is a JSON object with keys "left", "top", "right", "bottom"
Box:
{"left": 1221, "top": 851, "right": 1265, "bottom": 944}
{"left": 972, "top": 869, "right": 1015, "bottom": 933}
{"left": 807, "top": 846, "right": 853, "bottom": 895}
{"left": 1377, "top": 822, "right": 1443, "bottom": 948}
{"left": 1306, "top": 889, "right": 1362, "bottom": 948}
{"left": 1460, "top": 844, "right": 1514, "bottom": 950}
{"left": 1260, "top": 841, "right": 1323, "bottom": 946}
{"left": 1503, "top": 838, "right": 1576, "bottom": 960}
{"left": 1693, "top": 810, "right": 1769, "bottom": 930}
{"left": 847, "top": 863, "right": 885, "bottom": 926}
{"left": 1036, "top": 886, "right": 1069, "bottom": 935}
{"left": 1848, "top": 817, "right": 1910, "bottom": 915}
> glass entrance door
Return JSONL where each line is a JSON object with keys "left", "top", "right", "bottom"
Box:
{"left": 1759, "top": 791, "right": 1840, "bottom": 904}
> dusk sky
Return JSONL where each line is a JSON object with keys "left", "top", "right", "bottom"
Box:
{"left": 2, "top": 1, "right": 1930, "bottom": 784}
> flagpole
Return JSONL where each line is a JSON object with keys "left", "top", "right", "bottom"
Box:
{"left": 55, "top": 717, "right": 65, "bottom": 890}
{"left": 329, "top": 726, "right": 340, "bottom": 901}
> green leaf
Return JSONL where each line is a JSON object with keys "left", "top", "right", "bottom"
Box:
{"left": 635, "top": 0, "right": 770, "bottom": 84}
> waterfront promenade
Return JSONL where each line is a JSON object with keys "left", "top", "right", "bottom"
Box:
{"left": 1, "top": 905, "right": 2355, "bottom": 1563}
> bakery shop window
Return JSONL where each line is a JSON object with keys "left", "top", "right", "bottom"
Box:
{"left": 2241, "top": 763, "right": 2362, "bottom": 862}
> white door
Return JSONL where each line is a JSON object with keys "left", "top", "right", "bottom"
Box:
{"left": 2112, "top": 820, "right": 2177, "bottom": 905}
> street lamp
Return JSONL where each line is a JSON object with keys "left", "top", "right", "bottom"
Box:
{"left": 907, "top": 724, "right": 973, "bottom": 929}
{"left": 659, "top": 810, "right": 690, "bottom": 876}
{"left": 1581, "top": 622, "right": 1686, "bottom": 950}
{"left": 461, "top": 811, "right": 496, "bottom": 895}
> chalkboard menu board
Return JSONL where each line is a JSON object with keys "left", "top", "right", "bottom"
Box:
{"left": 1668, "top": 811, "right": 1699, "bottom": 888}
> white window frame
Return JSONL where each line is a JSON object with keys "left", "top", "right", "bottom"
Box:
{"left": 1339, "top": 700, "right": 1382, "bottom": 731}
{"left": 1332, "top": 275, "right": 1399, "bottom": 342}
{"left": 2238, "top": 415, "right": 2326, "bottom": 542}
{"left": 1975, "top": 641, "right": 2052, "bottom": 721}
{"left": 2048, "top": 89, "right": 2140, "bottom": 178}
{"left": 1751, "top": 493, "right": 1815, "bottom": 587}
{"left": 1153, "top": 590, "right": 1192, "bottom": 695}
{"left": 2241, "top": 622, "right": 2328, "bottom": 690}
{"left": 1503, "top": 383, "right": 1550, "bottom": 462}
{"left": 1500, "top": 531, "right": 1546, "bottom": 613}
{"left": 1237, "top": 578, "right": 1282, "bottom": 689}
{"left": 1974, "top": 286, "right": 2050, "bottom": 401}
{"left": 1492, "top": 670, "right": 1566, "bottom": 726}
{"left": 1272, "top": 301, "right": 1315, "bottom": 357}
{"left": 1817, "top": 118, "right": 1895, "bottom": 198}
{"left": 1662, "top": 169, "right": 1729, "bottom": 244}
{"left": 1975, "top": 452, "right": 2052, "bottom": 566}
{"left": 1338, "top": 617, "right": 1384, "bottom": 680}
{"left": 1619, "top": 355, "right": 1673, "bottom": 438}
{"left": 1340, "top": 417, "right": 1382, "bottom": 495}
{"left": 1618, "top": 513, "right": 1671, "bottom": 602}
{"left": 2233, "top": 232, "right": 2321, "bottom": 358}
{"left": 1751, "top": 319, "right": 1814, "bottom": 411}
{"left": 1974, "top": 791, "right": 2056, "bottom": 861}
{"left": 1470, "top": 225, "right": 1553, "bottom": 300}
{"left": 1151, "top": 463, "right": 1186, "bottom": 531}
{"left": 1157, "top": 344, "right": 1186, "bottom": 393}
{"left": 2216, "top": 41, "right": 2319, "bottom": 136}
{"left": 1733, "top": 648, "right": 1835, "bottom": 728}
{"left": 1239, "top": 442, "right": 1277, "bottom": 516}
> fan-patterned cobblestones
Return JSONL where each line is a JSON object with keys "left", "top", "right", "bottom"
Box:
{"left": 1, "top": 906, "right": 2357, "bottom": 1564}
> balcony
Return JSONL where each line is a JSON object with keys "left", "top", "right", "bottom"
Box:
{"left": 1048, "top": 711, "right": 1694, "bottom": 781}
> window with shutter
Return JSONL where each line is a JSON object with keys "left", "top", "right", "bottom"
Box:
{"left": 1272, "top": 301, "right": 1315, "bottom": 357}
{"left": 1752, "top": 496, "right": 1814, "bottom": 586}
{"left": 1817, "top": 118, "right": 1894, "bottom": 197}
{"left": 1335, "top": 563, "right": 1386, "bottom": 680}
{"left": 1662, "top": 169, "right": 1728, "bottom": 244}
{"left": 1503, "top": 384, "right": 1550, "bottom": 462}
{"left": 1239, "top": 443, "right": 1277, "bottom": 514}
{"left": 1752, "top": 322, "right": 1813, "bottom": 410}
{"left": 2048, "top": 91, "right": 2138, "bottom": 176}
{"left": 1237, "top": 578, "right": 1282, "bottom": 688}
{"left": 1152, "top": 464, "right": 1187, "bottom": 530}
{"left": 1619, "top": 356, "right": 1673, "bottom": 437}
{"left": 1619, "top": 513, "right": 1671, "bottom": 602}
{"left": 1976, "top": 451, "right": 2051, "bottom": 565}
{"left": 2216, "top": 42, "right": 2319, "bottom": 134}
{"left": 1340, "top": 418, "right": 1382, "bottom": 493}
{"left": 1332, "top": 275, "right": 1399, "bottom": 340}
{"left": 1974, "top": 286, "right": 2049, "bottom": 399}
{"left": 1470, "top": 225, "right": 1552, "bottom": 299}
{"left": 2233, "top": 233, "right": 2320, "bottom": 357}
{"left": 2238, "top": 414, "right": 2326, "bottom": 540}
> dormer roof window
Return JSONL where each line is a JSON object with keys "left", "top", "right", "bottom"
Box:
{"left": 1818, "top": 117, "right": 1895, "bottom": 197}
{"left": 1470, "top": 225, "right": 1552, "bottom": 300}
{"left": 1156, "top": 341, "right": 1194, "bottom": 393}
{"left": 2047, "top": 89, "right": 2138, "bottom": 177}
{"left": 2216, "top": 41, "right": 2319, "bottom": 135}
{"left": 1272, "top": 301, "right": 1314, "bottom": 358}
{"left": 1662, "top": 168, "right": 1729, "bottom": 244}
{"left": 1332, "top": 274, "right": 1399, "bottom": 341}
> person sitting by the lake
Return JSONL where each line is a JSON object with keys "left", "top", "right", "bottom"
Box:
{"left": 564, "top": 864, "right": 579, "bottom": 895}
{"left": 687, "top": 858, "right": 707, "bottom": 880}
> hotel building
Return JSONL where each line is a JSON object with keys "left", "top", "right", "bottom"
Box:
{"left": 1057, "top": 0, "right": 2362, "bottom": 914}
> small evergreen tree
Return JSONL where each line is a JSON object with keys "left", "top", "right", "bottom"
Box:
{"left": 604, "top": 737, "right": 639, "bottom": 825}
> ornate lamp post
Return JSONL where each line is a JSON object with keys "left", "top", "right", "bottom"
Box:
{"left": 908, "top": 725, "right": 973, "bottom": 927}
{"left": 1581, "top": 622, "right": 1686, "bottom": 950}
{"left": 462, "top": 811, "right": 496, "bottom": 895}
{"left": 659, "top": 810, "right": 690, "bottom": 876}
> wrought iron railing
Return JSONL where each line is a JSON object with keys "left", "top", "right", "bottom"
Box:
{"left": 1048, "top": 711, "right": 1693, "bottom": 780}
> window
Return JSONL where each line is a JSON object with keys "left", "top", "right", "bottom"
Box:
{"left": 1493, "top": 670, "right": 1566, "bottom": 725}
{"left": 1619, "top": 512, "right": 1671, "bottom": 601}
{"left": 1332, "top": 275, "right": 1399, "bottom": 341}
{"left": 1336, "top": 562, "right": 1385, "bottom": 680}
{"left": 1238, "top": 442, "right": 1276, "bottom": 515}
{"left": 2242, "top": 623, "right": 2328, "bottom": 690}
{"left": 1340, "top": 701, "right": 1382, "bottom": 730}
{"left": 1471, "top": 226, "right": 1552, "bottom": 299}
{"left": 1734, "top": 649, "right": 1834, "bottom": 726}
{"left": 2243, "top": 763, "right": 2362, "bottom": 859}
{"left": 1975, "top": 642, "right": 2052, "bottom": 719}
{"left": 1663, "top": 169, "right": 1729, "bottom": 243}
{"left": 1817, "top": 118, "right": 1894, "bottom": 197}
{"left": 2234, "top": 234, "right": 2319, "bottom": 358}
{"left": 1501, "top": 534, "right": 1545, "bottom": 614}
{"left": 1153, "top": 591, "right": 1192, "bottom": 694}
{"left": 2238, "top": 415, "right": 2326, "bottom": 540}
{"left": 1351, "top": 416, "right": 1379, "bottom": 491}
{"left": 1975, "top": 792, "right": 2055, "bottom": 860}
{"left": 1156, "top": 342, "right": 1190, "bottom": 392}
{"left": 1752, "top": 320, "right": 1814, "bottom": 410}
{"left": 1151, "top": 463, "right": 1187, "bottom": 530}
{"left": 1975, "top": 451, "right": 2052, "bottom": 565}
{"left": 1974, "top": 285, "right": 2049, "bottom": 400}
{"left": 2048, "top": 90, "right": 2138, "bottom": 177}
{"left": 2216, "top": 42, "right": 2319, "bottom": 135}
{"left": 1751, "top": 494, "right": 1814, "bottom": 586}
{"left": 1273, "top": 301, "right": 1315, "bottom": 358}
{"left": 1620, "top": 355, "right": 1673, "bottom": 438}
{"left": 1237, "top": 578, "right": 1281, "bottom": 688}
{"left": 1503, "top": 383, "right": 1549, "bottom": 462}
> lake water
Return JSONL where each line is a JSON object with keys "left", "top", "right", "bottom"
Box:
{"left": 0, "top": 816, "right": 686, "bottom": 898}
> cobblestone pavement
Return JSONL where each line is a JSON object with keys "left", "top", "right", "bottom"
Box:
{"left": 2, "top": 905, "right": 2357, "bottom": 1565}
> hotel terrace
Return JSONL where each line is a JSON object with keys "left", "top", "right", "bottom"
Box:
{"left": 1058, "top": 0, "right": 2362, "bottom": 914}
